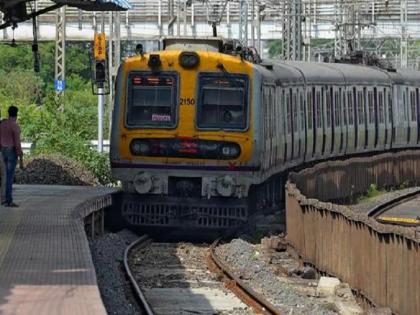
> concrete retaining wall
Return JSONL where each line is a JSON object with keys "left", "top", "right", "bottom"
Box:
{"left": 286, "top": 151, "right": 420, "bottom": 315}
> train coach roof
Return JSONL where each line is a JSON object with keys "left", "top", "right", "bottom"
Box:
{"left": 285, "top": 61, "right": 391, "bottom": 85}
{"left": 387, "top": 68, "right": 420, "bottom": 85}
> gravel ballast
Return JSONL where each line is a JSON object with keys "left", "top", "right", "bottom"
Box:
{"left": 216, "top": 239, "right": 339, "bottom": 315}
{"left": 89, "top": 229, "right": 140, "bottom": 315}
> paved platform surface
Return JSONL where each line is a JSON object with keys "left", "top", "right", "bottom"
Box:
{"left": 0, "top": 185, "right": 116, "bottom": 315}
{"left": 348, "top": 187, "right": 420, "bottom": 225}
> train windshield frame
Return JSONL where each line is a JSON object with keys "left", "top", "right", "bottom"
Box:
{"left": 125, "top": 71, "right": 178, "bottom": 128}
{"left": 196, "top": 73, "right": 249, "bottom": 131}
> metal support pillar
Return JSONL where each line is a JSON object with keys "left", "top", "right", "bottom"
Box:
{"left": 239, "top": 0, "right": 248, "bottom": 45}
{"left": 226, "top": 2, "right": 232, "bottom": 38}
{"left": 55, "top": 6, "right": 66, "bottom": 98}
{"left": 158, "top": 0, "right": 163, "bottom": 36}
{"left": 256, "top": 5, "right": 262, "bottom": 55}
{"left": 283, "top": 0, "right": 302, "bottom": 60}
{"left": 97, "top": 13, "right": 105, "bottom": 153}
{"left": 400, "top": 0, "right": 408, "bottom": 68}
{"left": 191, "top": 4, "right": 196, "bottom": 36}
{"left": 168, "top": 0, "right": 175, "bottom": 36}
{"left": 302, "top": 0, "right": 311, "bottom": 61}
{"left": 251, "top": 0, "right": 255, "bottom": 47}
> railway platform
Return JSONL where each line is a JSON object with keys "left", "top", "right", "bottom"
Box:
{"left": 351, "top": 187, "right": 420, "bottom": 226}
{"left": 0, "top": 185, "right": 115, "bottom": 315}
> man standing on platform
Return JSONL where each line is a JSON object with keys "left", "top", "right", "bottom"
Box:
{"left": 1, "top": 106, "right": 23, "bottom": 207}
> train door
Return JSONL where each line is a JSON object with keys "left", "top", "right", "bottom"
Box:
{"left": 332, "top": 87, "right": 342, "bottom": 155}
{"left": 305, "top": 88, "right": 314, "bottom": 161}
{"left": 284, "top": 88, "right": 293, "bottom": 162}
{"left": 298, "top": 89, "right": 306, "bottom": 164}
{"left": 355, "top": 87, "right": 366, "bottom": 152}
{"left": 417, "top": 88, "right": 420, "bottom": 145}
{"left": 387, "top": 88, "right": 394, "bottom": 148}
{"left": 324, "top": 86, "right": 333, "bottom": 157}
{"left": 408, "top": 87, "right": 418, "bottom": 146}
{"left": 393, "top": 85, "right": 406, "bottom": 147}
{"left": 313, "top": 86, "right": 324, "bottom": 159}
{"left": 291, "top": 88, "right": 300, "bottom": 161}
{"left": 262, "top": 86, "right": 270, "bottom": 170}
{"left": 275, "top": 86, "right": 284, "bottom": 167}
{"left": 340, "top": 87, "right": 347, "bottom": 154}
{"left": 345, "top": 88, "right": 356, "bottom": 154}
{"left": 268, "top": 86, "right": 276, "bottom": 168}
{"left": 366, "top": 88, "right": 376, "bottom": 150}
{"left": 376, "top": 88, "right": 386, "bottom": 150}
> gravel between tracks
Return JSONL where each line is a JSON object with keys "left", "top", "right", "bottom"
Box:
{"left": 131, "top": 242, "right": 254, "bottom": 315}
{"left": 216, "top": 239, "right": 339, "bottom": 315}
{"left": 89, "top": 229, "right": 141, "bottom": 315}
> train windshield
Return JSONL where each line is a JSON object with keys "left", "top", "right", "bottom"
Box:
{"left": 126, "top": 72, "right": 177, "bottom": 128}
{"left": 197, "top": 73, "right": 248, "bottom": 130}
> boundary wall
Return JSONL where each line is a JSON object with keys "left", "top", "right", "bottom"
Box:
{"left": 286, "top": 150, "right": 420, "bottom": 315}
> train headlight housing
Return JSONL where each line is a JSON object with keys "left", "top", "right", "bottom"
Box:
{"left": 130, "top": 140, "right": 150, "bottom": 156}
{"left": 179, "top": 52, "right": 200, "bottom": 69}
{"left": 216, "top": 175, "right": 235, "bottom": 197}
{"left": 221, "top": 144, "right": 241, "bottom": 158}
{"left": 148, "top": 54, "right": 161, "bottom": 68}
{"left": 133, "top": 172, "right": 153, "bottom": 194}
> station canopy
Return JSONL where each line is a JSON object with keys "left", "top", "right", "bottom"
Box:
{"left": 54, "top": 0, "right": 132, "bottom": 11}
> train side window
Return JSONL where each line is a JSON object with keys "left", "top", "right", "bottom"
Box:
{"left": 347, "top": 91, "right": 354, "bottom": 125}
{"left": 292, "top": 91, "right": 298, "bottom": 132}
{"left": 307, "top": 90, "right": 313, "bottom": 129}
{"left": 357, "top": 90, "right": 365, "bottom": 125}
{"left": 378, "top": 91, "right": 385, "bottom": 124}
{"left": 286, "top": 92, "right": 292, "bottom": 134}
{"left": 316, "top": 90, "right": 322, "bottom": 128}
{"left": 334, "top": 91, "right": 341, "bottom": 126}
{"left": 300, "top": 92, "right": 305, "bottom": 131}
{"left": 403, "top": 88, "right": 408, "bottom": 122}
{"left": 326, "top": 89, "right": 332, "bottom": 127}
{"left": 368, "top": 91, "right": 374, "bottom": 124}
{"left": 388, "top": 90, "right": 393, "bottom": 124}
{"left": 410, "top": 90, "right": 416, "bottom": 122}
{"left": 342, "top": 89, "right": 347, "bottom": 125}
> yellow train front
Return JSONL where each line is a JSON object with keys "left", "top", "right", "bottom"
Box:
{"left": 110, "top": 38, "right": 260, "bottom": 230}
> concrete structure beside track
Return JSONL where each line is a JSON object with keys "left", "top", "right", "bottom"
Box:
{"left": 0, "top": 185, "right": 116, "bottom": 314}
{"left": 286, "top": 150, "right": 420, "bottom": 315}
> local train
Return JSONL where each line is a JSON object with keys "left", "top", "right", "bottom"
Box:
{"left": 110, "top": 37, "right": 420, "bottom": 230}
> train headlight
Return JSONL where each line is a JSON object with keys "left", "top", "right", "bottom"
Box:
{"left": 130, "top": 140, "right": 150, "bottom": 156}
{"left": 179, "top": 52, "right": 200, "bottom": 69}
{"left": 133, "top": 172, "right": 153, "bottom": 194}
{"left": 221, "top": 144, "right": 241, "bottom": 158}
{"left": 216, "top": 175, "right": 235, "bottom": 197}
{"left": 148, "top": 54, "right": 161, "bottom": 68}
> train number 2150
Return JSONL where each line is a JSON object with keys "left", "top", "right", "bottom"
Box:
{"left": 180, "top": 98, "right": 196, "bottom": 106}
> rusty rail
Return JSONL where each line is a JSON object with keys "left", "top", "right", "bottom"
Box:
{"left": 207, "top": 239, "right": 282, "bottom": 315}
{"left": 123, "top": 235, "right": 155, "bottom": 315}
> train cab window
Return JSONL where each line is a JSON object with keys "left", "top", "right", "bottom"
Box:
{"left": 334, "top": 91, "right": 341, "bottom": 126}
{"left": 307, "top": 91, "right": 313, "bottom": 129}
{"left": 410, "top": 90, "right": 417, "bottom": 122}
{"left": 378, "top": 91, "right": 385, "bottom": 124}
{"left": 126, "top": 72, "right": 178, "bottom": 128}
{"left": 368, "top": 91, "right": 374, "bottom": 124}
{"left": 357, "top": 91, "right": 365, "bottom": 125}
{"left": 197, "top": 73, "right": 248, "bottom": 130}
{"left": 347, "top": 91, "right": 354, "bottom": 125}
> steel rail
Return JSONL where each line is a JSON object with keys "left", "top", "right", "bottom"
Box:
{"left": 123, "top": 235, "right": 155, "bottom": 315}
{"left": 367, "top": 187, "right": 420, "bottom": 219}
{"left": 207, "top": 239, "right": 282, "bottom": 315}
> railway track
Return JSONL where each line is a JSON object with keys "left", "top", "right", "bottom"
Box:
{"left": 124, "top": 236, "right": 282, "bottom": 315}
{"left": 367, "top": 188, "right": 420, "bottom": 226}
